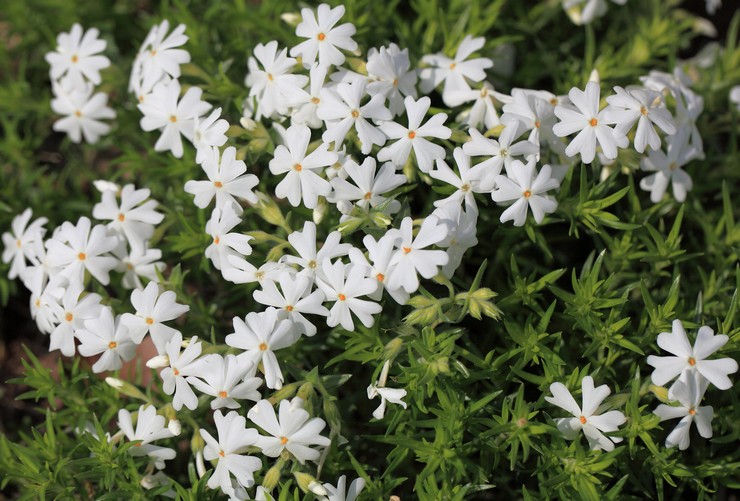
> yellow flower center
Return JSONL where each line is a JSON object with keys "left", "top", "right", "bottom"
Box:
{"left": 351, "top": 109, "right": 360, "bottom": 118}
{"left": 74, "top": 110, "right": 82, "bottom": 117}
{"left": 78, "top": 252, "right": 87, "bottom": 261}
{"left": 317, "top": 32, "right": 326, "bottom": 41}
{"left": 688, "top": 407, "right": 696, "bottom": 415}
{"left": 169, "top": 115, "right": 177, "bottom": 123}
{"left": 294, "top": 163, "right": 303, "bottom": 172}
{"left": 145, "top": 317, "right": 154, "bottom": 325}
{"left": 402, "top": 246, "right": 412, "bottom": 254}
{"left": 285, "top": 305, "right": 294, "bottom": 312}
{"left": 259, "top": 342, "right": 268, "bottom": 351}
{"left": 218, "top": 391, "right": 228, "bottom": 398}
{"left": 589, "top": 118, "right": 598, "bottom": 127}
{"left": 214, "top": 181, "right": 223, "bottom": 188}
{"left": 449, "top": 62, "right": 456, "bottom": 70}
{"left": 280, "top": 436, "right": 289, "bottom": 445}
{"left": 579, "top": 415, "right": 587, "bottom": 424}
{"left": 640, "top": 106, "right": 649, "bottom": 116}
{"left": 65, "top": 312, "right": 74, "bottom": 322}
{"left": 311, "top": 96, "right": 320, "bottom": 104}
{"left": 71, "top": 55, "right": 79, "bottom": 63}
{"left": 108, "top": 341, "right": 117, "bottom": 349}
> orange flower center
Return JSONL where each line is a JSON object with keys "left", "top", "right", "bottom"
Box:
{"left": 317, "top": 32, "right": 326, "bottom": 41}
{"left": 363, "top": 192, "right": 373, "bottom": 200}
{"left": 351, "top": 109, "right": 360, "bottom": 118}
{"left": 579, "top": 415, "right": 587, "bottom": 424}
{"left": 285, "top": 305, "right": 294, "bottom": 312}
{"left": 523, "top": 190, "right": 532, "bottom": 198}
{"left": 338, "top": 293, "right": 346, "bottom": 301}
{"left": 78, "top": 252, "right": 86, "bottom": 261}
{"left": 218, "top": 391, "right": 227, "bottom": 398}
{"left": 145, "top": 317, "right": 154, "bottom": 325}
{"left": 16, "top": 239, "right": 22, "bottom": 248}
{"left": 267, "top": 73, "right": 274, "bottom": 81}
{"left": 173, "top": 367, "right": 180, "bottom": 376}
{"left": 311, "top": 96, "right": 320, "bottom": 104}
{"left": 126, "top": 263, "right": 134, "bottom": 270}
{"left": 71, "top": 55, "right": 79, "bottom": 63}
{"left": 376, "top": 273, "right": 385, "bottom": 282}
{"left": 280, "top": 436, "right": 289, "bottom": 445}
{"left": 150, "top": 49, "right": 157, "bottom": 57}
{"left": 213, "top": 236, "right": 220, "bottom": 245}
{"left": 108, "top": 341, "right": 117, "bottom": 349}
{"left": 74, "top": 110, "right": 82, "bottom": 117}
{"left": 117, "top": 213, "right": 125, "bottom": 222}
{"left": 688, "top": 407, "right": 696, "bottom": 415}
{"left": 218, "top": 450, "right": 225, "bottom": 457}
{"left": 65, "top": 312, "right": 73, "bottom": 322}
{"left": 688, "top": 357, "right": 696, "bottom": 366}
{"left": 169, "top": 115, "right": 177, "bottom": 123}
{"left": 449, "top": 62, "right": 456, "bottom": 70}
{"left": 640, "top": 106, "right": 649, "bottom": 116}
{"left": 408, "top": 131, "right": 416, "bottom": 139}
{"left": 589, "top": 118, "right": 598, "bottom": 127}
{"left": 294, "top": 163, "right": 303, "bottom": 172}
{"left": 393, "top": 78, "right": 399, "bottom": 87}
{"left": 402, "top": 246, "right": 412, "bottom": 254}
{"left": 550, "top": 98, "right": 558, "bottom": 106}
{"left": 534, "top": 120, "right": 541, "bottom": 129}
{"left": 259, "top": 342, "right": 268, "bottom": 351}
{"left": 214, "top": 181, "right": 223, "bottom": 188}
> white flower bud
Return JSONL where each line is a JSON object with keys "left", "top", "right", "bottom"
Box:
{"left": 168, "top": 419, "right": 181, "bottom": 436}
{"left": 280, "top": 13, "right": 301, "bottom": 26}
{"left": 146, "top": 354, "right": 170, "bottom": 369}
{"left": 240, "top": 117, "right": 257, "bottom": 131}
{"left": 105, "top": 377, "right": 124, "bottom": 389}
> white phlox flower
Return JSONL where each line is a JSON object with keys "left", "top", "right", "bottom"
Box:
{"left": 45, "top": 216, "right": 119, "bottom": 286}
{"left": 386, "top": 216, "right": 449, "bottom": 294}
{"left": 321, "top": 475, "right": 366, "bottom": 501}
{"left": 638, "top": 128, "right": 697, "bottom": 203}
{"left": 653, "top": 374, "right": 714, "bottom": 450}
{"left": 553, "top": 81, "right": 628, "bottom": 164}
{"left": 430, "top": 147, "right": 485, "bottom": 213}
{"left": 367, "top": 360, "right": 407, "bottom": 420}
{"left": 602, "top": 85, "right": 677, "bottom": 153}
{"left": 491, "top": 159, "right": 560, "bottom": 226}
{"left": 29, "top": 275, "right": 66, "bottom": 335}
{"left": 93, "top": 184, "right": 164, "bottom": 250}
{"left": 205, "top": 204, "right": 253, "bottom": 271}
{"left": 329, "top": 157, "right": 406, "bottom": 215}
{"left": 118, "top": 404, "right": 177, "bottom": 470}
{"left": 77, "top": 307, "right": 136, "bottom": 373}
{"left": 316, "top": 260, "right": 382, "bottom": 330}
{"left": 131, "top": 20, "right": 191, "bottom": 93}
{"left": 246, "top": 41, "right": 309, "bottom": 120}
{"left": 200, "top": 410, "right": 261, "bottom": 498}
{"left": 432, "top": 203, "right": 479, "bottom": 279}
{"left": 647, "top": 319, "right": 738, "bottom": 394}
{"left": 113, "top": 244, "right": 165, "bottom": 290}
{"left": 248, "top": 397, "right": 332, "bottom": 464}
{"left": 420, "top": 35, "right": 493, "bottom": 107}
{"left": 225, "top": 308, "right": 298, "bottom": 390}
{"left": 317, "top": 76, "right": 392, "bottom": 154}
{"left": 222, "top": 258, "right": 287, "bottom": 286}
{"left": 562, "top": 0, "right": 626, "bottom": 25}
{"left": 366, "top": 43, "right": 418, "bottom": 117}
{"left": 185, "top": 146, "right": 259, "bottom": 214}
{"left": 120, "top": 281, "right": 190, "bottom": 353}
{"left": 284, "top": 221, "right": 352, "bottom": 278}
{"left": 45, "top": 23, "right": 110, "bottom": 87}
{"left": 2, "top": 208, "right": 48, "bottom": 280}
{"left": 545, "top": 375, "right": 626, "bottom": 451}
{"left": 501, "top": 89, "right": 555, "bottom": 152}
{"left": 51, "top": 80, "right": 116, "bottom": 144}
{"left": 193, "top": 108, "right": 230, "bottom": 164}
{"left": 292, "top": 63, "right": 329, "bottom": 129}
{"left": 348, "top": 234, "right": 409, "bottom": 305}
{"left": 159, "top": 332, "right": 203, "bottom": 411}
{"left": 463, "top": 126, "right": 539, "bottom": 192}
{"left": 253, "top": 272, "right": 329, "bottom": 337}
{"left": 730, "top": 86, "right": 740, "bottom": 111}
{"left": 377, "top": 95, "right": 451, "bottom": 173}
{"left": 290, "top": 3, "right": 358, "bottom": 69}
{"left": 188, "top": 354, "right": 262, "bottom": 410}
{"left": 138, "top": 79, "right": 211, "bottom": 158}
{"left": 269, "top": 124, "right": 336, "bottom": 209}
{"left": 48, "top": 280, "right": 104, "bottom": 357}
{"left": 453, "top": 82, "right": 511, "bottom": 131}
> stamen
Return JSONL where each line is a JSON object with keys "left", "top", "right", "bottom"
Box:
{"left": 285, "top": 305, "right": 294, "bottom": 312}
{"left": 311, "top": 97, "right": 320, "bottom": 104}
{"left": 78, "top": 252, "right": 87, "bottom": 261}
{"left": 259, "top": 342, "right": 268, "bottom": 351}
{"left": 589, "top": 118, "right": 598, "bottom": 127}
{"left": 688, "top": 357, "right": 696, "bottom": 366}
{"left": 169, "top": 115, "right": 177, "bottom": 123}
{"left": 317, "top": 32, "right": 326, "bottom": 41}
{"left": 280, "top": 436, "right": 289, "bottom": 445}
{"left": 213, "top": 236, "right": 220, "bottom": 245}
{"left": 145, "top": 317, "right": 154, "bottom": 325}
{"left": 71, "top": 55, "right": 79, "bottom": 63}
{"left": 214, "top": 181, "right": 223, "bottom": 188}
{"left": 402, "top": 246, "right": 412, "bottom": 254}
{"left": 294, "top": 163, "right": 303, "bottom": 172}
{"left": 108, "top": 341, "right": 117, "bottom": 349}
{"left": 218, "top": 391, "right": 227, "bottom": 398}
{"left": 351, "top": 109, "right": 360, "bottom": 118}
{"left": 65, "top": 312, "right": 73, "bottom": 322}
{"left": 117, "top": 213, "right": 125, "bottom": 222}
{"left": 338, "top": 293, "right": 346, "bottom": 301}
{"left": 407, "top": 131, "right": 416, "bottom": 139}
{"left": 376, "top": 273, "right": 385, "bottom": 282}
{"left": 523, "top": 190, "right": 532, "bottom": 198}
{"left": 579, "top": 415, "right": 587, "bottom": 424}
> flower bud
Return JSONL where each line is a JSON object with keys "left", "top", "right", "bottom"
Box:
{"left": 146, "top": 354, "right": 169, "bottom": 369}
{"left": 280, "top": 12, "right": 301, "bottom": 26}
{"left": 313, "top": 197, "right": 328, "bottom": 225}
{"left": 296, "top": 382, "right": 314, "bottom": 401}
{"left": 294, "top": 472, "right": 328, "bottom": 496}
{"left": 105, "top": 377, "right": 149, "bottom": 401}
{"left": 240, "top": 116, "right": 257, "bottom": 131}
{"left": 168, "top": 419, "right": 181, "bottom": 436}
{"left": 191, "top": 429, "right": 205, "bottom": 453}
{"left": 267, "top": 382, "right": 299, "bottom": 405}
{"left": 195, "top": 449, "right": 206, "bottom": 478}
{"left": 262, "top": 459, "right": 285, "bottom": 491}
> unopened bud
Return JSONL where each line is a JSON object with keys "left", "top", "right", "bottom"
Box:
{"left": 146, "top": 354, "right": 169, "bottom": 369}
{"left": 105, "top": 377, "right": 123, "bottom": 389}
{"left": 313, "top": 198, "right": 328, "bottom": 225}
{"left": 240, "top": 117, "right": 257, "bottom": 131}
{"left": 268, "top": 382, "right": 299, "bottom": 404}
{"left": 294, "top": 472, "right": 327, "bottom": 496}
{"left": 296, "top": 382, "right": 314, "bottom": 401}
{"left": 168, "top": 419, "right": 181, "bottom": 436}
{"left": 280, "top": 12, "right": 301, "bottom": 26}
{"left": 383, "top": 337, "right": 404, "bottom": 360}
{"left": 588, "top": 68, "right": 600, "bottom": 84}
{"left": 105, "top": 377, "right": 149, "bottom": 402}
{"left": 191, "top": 429, "right": 205, "bottom": 453}
{"left": 195, "top": 449, "right": 206, "bottom": 478}
{"left": 262, "top": 459, "right": 285, "bottom": 490}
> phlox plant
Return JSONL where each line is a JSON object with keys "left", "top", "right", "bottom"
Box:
{"left": 0, "top": 0, "right": 739, "bottom": 500}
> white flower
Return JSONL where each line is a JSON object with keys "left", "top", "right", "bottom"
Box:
{"left": 491, "top": 159, "right": 560, "bottom": 226}
{"left": 269, "top": 124, "right": 336, "bottom": 209}
{"left": 2, "top": 208, "right": 48, "bottom": 280}
{"left": 730, "top": 86, "right": 740, "bottom": 112}
{"left": 77, "top": 307, "right": 136, "bottom": 373}
{"left": 638, "top": 129, "right": 697, "bottom": 203}
{"left": 316, "top": 260, "right": 382, "bottom": 330}
{"left": 193, "top": 108, "right": 230, "bottom": 164}
{"left": 290, "top": 3, "right": 358, "bottom": 69}
{"left": 367, "top": 361, "right": 407, "bottom": 419}
{"left": 200, "top": 410, "right": 261, "bottom": 498}
{"left": 387, "top": 216, "right": 449, "bottom": 294}
{"left": 185, "top": 146, "right": 259, "bottom": 214}
{"left": 45, "top": 23, "right": 110, "bottom": 87}
{"left": 602, "top": 86, "right": 676, "bottom": 153}
{"left": 120, "top": 281, "right": 190, "bottom": 353}
{"left": 705, "top": 0, "right": 721, "bottom": 15}
{"left": 553, "top": 81, "right": 628, "bottom": 164}
{"left": 253, "top": 272, "right": 329, "bottom": 337}
{"left": 48, "top": 280, "right": 103, "bottom": 357}
{"left": 419, "top": 35, "right": 493, "bottom": 107}
{"left": 45, "top": 216, "right": 118, "bottom": 286}
{"left": 462, "top": 126, "right": 539, "bottom": 192}
{"left": 118, "top": 404, "right": 176, "bottom": 470}
{"left": 322, "top": 475, "right": 366, "bottom": 501}
{"left": 138, "top": 79, "right": 211, "bottom": 158}
{"left": 500, "top": 89, "right": 554, "bottom": 150}
{"left": 329, "top": 157, "right": 406, "bottom": 214}
{"left": 113, "top": 245, "right": 165, "bottom": 290}
{"left": 246, "top": 41, "right": 308, "bottom": 120}
{"left": 317, "top": 76, "right": 392, "bottom": 154}
{"left": 51, "top": 81, "right": 116, "bottom": 144}
{"left": 225, "top": 308, "right": 298, "bottom": 390}
{"left": 430, "top": 147, "right": 484, "bottom": 213}
{"left": 205, "top": 204, "right": 253, "bottom": 271}
{"left": 377, "top": 96, "right": 451, "bottom": 173}
{"left": 653, "top": 375, "right": 713, "bottom": 450}
{"left": 433, "top": 203, "right": 479, "bottom": 279}
{"left": 222, "top": 258, "right": 286, "bottom": 286}
{"left": 160, "top": 332, "right": 203, "bottom": 411}
{"left": 292, "top": 63, "right": 329, "bottom": 129}
{"left": 188, "top": 354, "right": 261, "bottom": 410}
{"left": 248, "top": 397, "right": 332, "bottom": 464}
{"left": 453, "top": 82, "right": 511, "bottom": 131}
{"left": 284, "top": 221, "right": 351, "bottom": 278}
{"left": 29, "top": 276, "right": 65, "bottom": 335}
{"left": 131, "top": 20, "right": 191, "bottom": 93}
{"left": 366, "top": 43, "right": 418, "bottom": 117}
{"left": 93, "top": 184, "right": 164, "bottom": 249}
{"left": 348, "top": 234, "right": 409, "bottom": 305}
{"left": 647, "top": 319, "right": 738, "bottom": 392}
{"left": 545, "top": 375, "right": 626, "bottom": 451}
